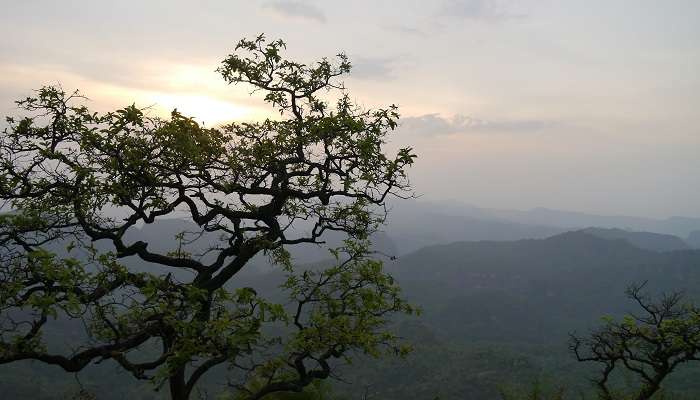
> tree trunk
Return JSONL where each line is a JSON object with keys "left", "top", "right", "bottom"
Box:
{"left": 169, "top": 366, "right": 190, "bottom": 400}
{"left": 635, "top": 373, "right": 666, "bottom": 400}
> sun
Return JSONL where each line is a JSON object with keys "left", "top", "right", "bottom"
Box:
{"left": 148, "top": 92, "right": 250, "bottom": 126}
{"left": 100, "top": 63, "right": 272, "bottom": 126}
{"left": 143, "top": 65, "right": 255, "bottom": 125}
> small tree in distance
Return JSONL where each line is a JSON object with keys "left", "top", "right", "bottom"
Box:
{"left": 570, "top": 283, "right": 700, "bottom": 400}
{"left": 0, "top": 35, "right": 416, "bottom": 400}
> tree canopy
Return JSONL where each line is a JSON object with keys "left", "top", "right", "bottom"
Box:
{"left": 0, "top": 35, "right": 416, "bottom": 400}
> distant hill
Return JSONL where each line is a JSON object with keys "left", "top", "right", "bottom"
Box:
{"left": 496, "top": 207, "right": 700, "bottom": 238}
{"left": 385, "top": 205, "right": 564, "bottom": 254}
{"left": 688, "top": 230, "right": 700, "bottom": 248}
{"left": 117, "top": 204, "right": 700, "bottom": 260}
{"left": 388, "top": 231, "right": 700, "bottom": 342}
{"left": 388, "top": 199, "right": 700, "bottom": 239}
{"left": 580, "top": 227, "right": 690, "bottom": 252}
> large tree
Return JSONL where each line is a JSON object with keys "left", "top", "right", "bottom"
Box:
{"left": 0, "top": 35, "right": 416, "bottom": 400}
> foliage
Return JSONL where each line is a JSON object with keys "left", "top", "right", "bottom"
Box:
{"left": 498, "top": 378, "right": 567, "bottom": 400}
{"left": 0, "top": 35, "right": 415, "bottom": 400}
{"left": 218, "top": 379, "right": 335, "bottom": 400}
{"left": 570, "top": 283, "right": 700, "bottom": 400}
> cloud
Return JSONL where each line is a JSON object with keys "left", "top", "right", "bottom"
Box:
{"left": 399, "top": 113, "right": 556, "bottom": 135}
{"left": 262, "top": 1, "right": 326, "bottom": 23}
{"left": 439, "top": 0, "right": 524, "bottom": 21}
{"left": 383, "top": 1, "right": 523, "bottom": 38}
{"left": 350, "top": 57, "right": 398, "bottom": 81}
{"left": 384, "top": 24, "right": 431, "bottom": 37}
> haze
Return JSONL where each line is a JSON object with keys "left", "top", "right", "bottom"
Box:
{"left": 2, "top": 0, "right": 698, "bottom": 218}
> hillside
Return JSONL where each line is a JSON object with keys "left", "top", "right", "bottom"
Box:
{"left": 333, "top": 232, "right": 700, "bottom": 399}
{"left": 3, "top": 232, "right": 700, "bottom": 399}
{"left": 580, "top": 227, "right": 690, "bottom": 252}
{"left": 389, "top": 232, "right": 700, "bottom": 341}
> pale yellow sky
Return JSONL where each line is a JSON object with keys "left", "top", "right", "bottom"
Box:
{"left": 1, "top": 0, "right": 699, "bottom": 218}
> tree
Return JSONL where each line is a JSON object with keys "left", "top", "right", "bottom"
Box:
{"left": 0, "top": 35, "right": 416, "bottom": 400}
{"left": 570, "top": 283, "right": 700, "bottom": 400}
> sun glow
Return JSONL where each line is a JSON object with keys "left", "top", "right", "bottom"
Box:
{"left": 146, "top": 93, "right": 250, "bottom": 126}
{"left": 134, "top": 63, "right": 267, "bottom": 126}
{"left": 139, "top": 63, "right": 279, "bottom": 125}
{"left": 0, "top": 62, "right": 272, "bottom": 127}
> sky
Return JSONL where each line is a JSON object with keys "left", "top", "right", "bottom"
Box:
{"left": 1, "top": 0, "right": 699, "bottom": 218}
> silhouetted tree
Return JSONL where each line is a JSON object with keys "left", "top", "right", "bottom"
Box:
{"left": 570, "top": 283, "right": 700, "bottom": 400}
{"left": 0, "top": 35, "right": 416, "bottom": 400}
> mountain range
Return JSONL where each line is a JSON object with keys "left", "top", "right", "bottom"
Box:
{"left": 3, "top": 204, "right": 700, "bottom": 399}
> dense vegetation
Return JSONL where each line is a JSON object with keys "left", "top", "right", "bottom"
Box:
{"left": 2, "top": 227, "right": 699, "bottom": 399}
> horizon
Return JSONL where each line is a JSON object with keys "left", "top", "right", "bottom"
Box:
{"left": 396, "top": 198, "right": 700, "bottom": 221}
